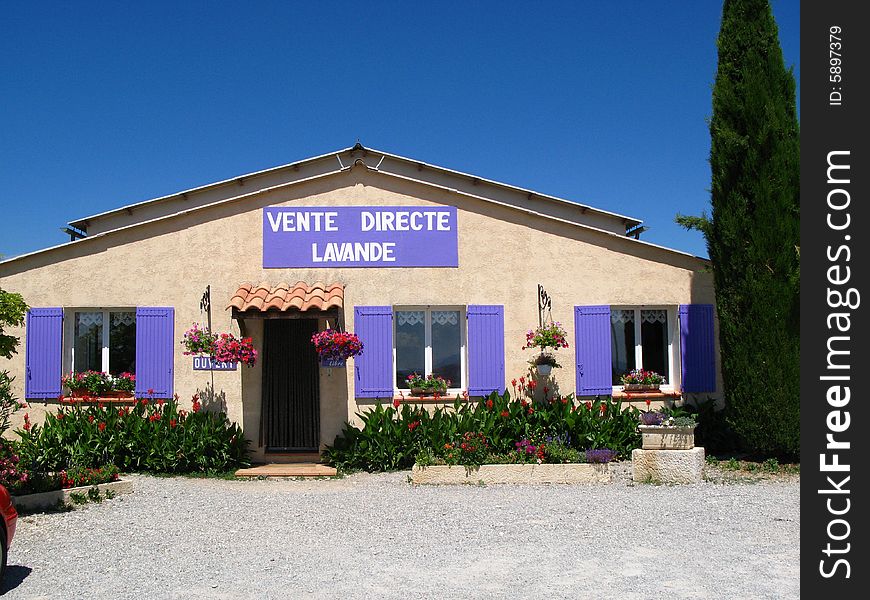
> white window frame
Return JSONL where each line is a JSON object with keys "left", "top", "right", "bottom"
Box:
{"left": 64, "top": 307, "right": 136, "bottom": 373}
{"left": 610, "top": 306, "right": 680, "bottom": 393}
{"left": 392, "top": 305, "right": 467, "bottom": 395}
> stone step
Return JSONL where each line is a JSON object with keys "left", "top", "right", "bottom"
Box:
{"left": 234, "top": 463, "right": 337, "bottom": 478}
{"left": 262, "top": 452, "right": 323, "bottom": 463}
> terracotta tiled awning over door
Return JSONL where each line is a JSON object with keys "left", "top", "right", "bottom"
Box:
{"left": 227, "top": 282, "right": 344, "bottom": 313}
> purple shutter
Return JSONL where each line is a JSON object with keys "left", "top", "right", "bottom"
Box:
{"left": 574, "top": 305, "right": 612, "bottom": 396}
{"left": 679, "top": 304, "right": 716, "bottom": 393}
{"left": 135, "top": 307, "right": 174, "bottom": 398}
{"left": 354, "top": 306, "right": 393, "bottom": 398}
{"left": 467, "top": 305, "right": 505, "bottom": 396}
{"left": 24, "top": 308, "right": 64, "bottom": 399}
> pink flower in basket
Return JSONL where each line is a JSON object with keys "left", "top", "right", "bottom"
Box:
{"left": 310, "top": 329, "right": 364, "bottom": 361}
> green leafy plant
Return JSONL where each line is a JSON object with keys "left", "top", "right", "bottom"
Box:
{"left": 0, "top": 287, "right": 27, "bottom": 360}
{"left": 87, "top": 486, "right": 103, "bottom": 503}
{"left": 15, "top": 394, "right": 251, "bottom": 474}
{"left": 69, "top": 492, "right": 88, "bottom": 506}
{"left": 323, "top": 390, "right": 640, "bottom": 472}
{"left": 762, "top": 458, "right": 780, "bottom": 473}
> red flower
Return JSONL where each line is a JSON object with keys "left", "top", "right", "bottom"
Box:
{"left": 98, "top": 422, "right": 106, "bottom": 432}
{"left": 149, "top": 414, "right": 161, "bottom": 422}
{"left": 56, "top": 411, "right": 64, "bottom": 420}
{"left": 543, "top": 386, "right": 549, "bottom": 394}
{"left": 519, "top": 376, "right": 525, "bottom": 384}
{"left": 140, "top": 398, "right": 149, "bottom": 406}
{"left": 88, "top": 415, "right": 95, "bottom": 423}
{"left": 521, "top": 399, "right": 528, "bottom": 408}
{"left": 511, "top": 378, "right": 517, "bottom": 388}
{"left": 585, "top": 401, "right": 592, "bottom": 410}
{"left": 170, "top": 419, "right": 177, "bottom": 428}
{"left": 486, "top": 399, "right": 493, "bottom": 409}
{"left": 393, "top": 398, "right": 401, "bottom": 409}
{"left": 527, "top": 406, "right": 534, "bottom": 415}
{"left": 157, "top": 398, "right": 165, "bottom": 407}
{"left": 408, "top": 420, "right": 420, "bottom": 431}
{"left": 23, "top": 413, "right": 31, "bottom": 431}
{"left": 561, "top": 398, "right": 568, "bottom": 404}
{"left": 528, "top": 380, "right": 538, "bottom": 390}
{"left": 98, "top": 402, "right": 105, "bottom": 410}
{"left": 645, "top": 399, "right": 651, "bottom": 407}
{"left": 500, "top": 410, "right": 510, "bottom": 418}
{"left": 600, "top": 404, "right": 607, "bottom": 414}
{"left": 147, "top": 388, "right": 155, "bottom": 396}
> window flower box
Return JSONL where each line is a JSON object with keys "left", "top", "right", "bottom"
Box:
{"left": 623, "top": 383, "right": 661, "bottom": 392}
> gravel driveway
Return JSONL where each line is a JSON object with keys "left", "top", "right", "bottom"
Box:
{"left": 4, "top": 465, "right": 799, "bottom": 599}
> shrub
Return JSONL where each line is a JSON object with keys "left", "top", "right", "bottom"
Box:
{"left": 681, "top": 398, "right": 738, "bottom": 454}
{"left": 323, "top": 391, "right": 641, "bottom": 471}
{"left": 60, "top": 464, "right": 120, "bottom": 489}
{"left": 16, "top": 395, "right": 250, "bottom": 474}
{"left": 1, "top": 370, "right": 25, "bottom": 436}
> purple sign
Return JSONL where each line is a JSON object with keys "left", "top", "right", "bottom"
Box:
{"left": 192, "top": 356, "right": 238, "bottom": 371}
{"left": 263, "top": 206, "right": 458, "bottom": 268}
{"left": 320, "top": 358, "right": 346, "bottom": 368}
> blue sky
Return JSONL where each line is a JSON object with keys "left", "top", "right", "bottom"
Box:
{"left": 0, "top": 1, "right": 799, "bottom": 260}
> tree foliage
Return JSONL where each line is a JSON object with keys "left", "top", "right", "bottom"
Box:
{"left": 678, "top": 0, "right": 799, "bottom": 458}
{"left": 0, "top": 287, "right": 28, "bottom": 360}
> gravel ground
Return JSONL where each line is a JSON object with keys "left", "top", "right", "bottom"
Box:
{"left": 3, "top": 464, "right": 799, "bottom": 599}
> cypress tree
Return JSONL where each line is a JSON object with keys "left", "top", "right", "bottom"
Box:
{"left": 677, "top": 0, "right": 800, "bottom": 458}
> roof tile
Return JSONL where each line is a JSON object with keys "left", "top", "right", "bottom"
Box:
{"left": 227, "top": 282, "right": 344, "bottom": 313}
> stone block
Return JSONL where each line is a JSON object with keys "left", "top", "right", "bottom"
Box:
{"left": 411, "top": 462, "right": 612, "bottom": 485}
{"left": 632, "top": 447, "right": 705, "bottom": 484}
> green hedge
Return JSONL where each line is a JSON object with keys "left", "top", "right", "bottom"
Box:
{"left": 323, "top": 391, "right": 641, "bottom": 472}
{"left": 16, "top": 398, "right": 250, "bottom": 474}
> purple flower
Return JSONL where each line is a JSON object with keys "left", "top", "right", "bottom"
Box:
{"left": 585, "top": 448, "right": 618, "bottom": 463}
{"left": 639, "top": 411, "right": 664, "bottom": 426}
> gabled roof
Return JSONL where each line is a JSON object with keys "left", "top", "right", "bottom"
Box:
{"left": 67, "top": 144, "right": 643, "bottom": 235}
{"left": 1, "top": 144, "right": 709, "bottom": 268}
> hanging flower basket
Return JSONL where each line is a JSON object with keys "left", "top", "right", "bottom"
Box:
{"left": 311, "top": 329, "right": 364, "bottom": 362}
{"left": 214, "top": 333, "right": 258, "bottom": 367}
{"left": 180, "top": 323, "right": 218, "bottom": 355}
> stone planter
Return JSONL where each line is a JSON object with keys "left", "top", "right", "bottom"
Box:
{"left": 11, "top": 479, "right": 133, "bottom": 512}
{"left": 410, "top": 462, "right": 612, "bottom": 485}
{"left": 638, "top": 424, "right": 696, "bottom": 450}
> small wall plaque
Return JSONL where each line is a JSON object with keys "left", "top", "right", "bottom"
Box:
{"left": 192, "top": 356, "right": 238, "bottom": 371}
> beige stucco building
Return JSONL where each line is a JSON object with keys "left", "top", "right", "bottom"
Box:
{"left": 0, "top": 145, "right": 720, "bottom": 461}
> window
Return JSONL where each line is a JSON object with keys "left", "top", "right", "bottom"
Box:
{"left": 69, "top": 309, "right": 136, "bottom": 374}
{"left": 610, "top": 307, "right": 677, "bottom": 388}
{"left": 394, "top": 307, "right": 466, "bottom": 392}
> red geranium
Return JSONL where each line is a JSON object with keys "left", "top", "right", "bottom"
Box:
{"left": 310, "top": 329, "right": 364, "bottom": 361}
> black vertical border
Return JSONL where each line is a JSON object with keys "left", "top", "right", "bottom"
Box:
{"left": 801, "top": 1, "right": 868, "bottom": 596}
